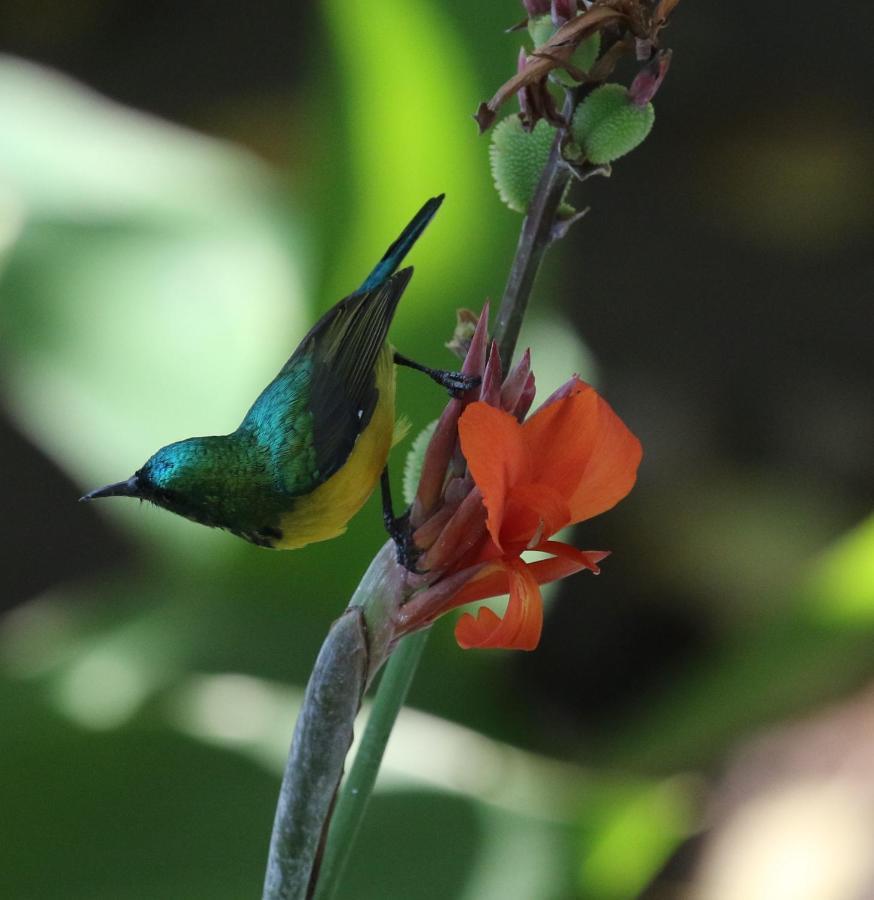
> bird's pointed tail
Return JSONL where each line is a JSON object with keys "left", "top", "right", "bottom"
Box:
{"left": 358, "top": 194, "right": 444, "bottom": 292}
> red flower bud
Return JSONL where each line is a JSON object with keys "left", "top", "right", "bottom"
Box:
{"left": 551, "top": 0, "right": 576, "bottom": 27}
{"left": 629, "top": 49, "right": 672, "bottom": 107}
{"left": 521, "top": 0, "right": 551, "bottom": 15}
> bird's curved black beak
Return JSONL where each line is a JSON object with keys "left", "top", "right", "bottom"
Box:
{"left": 79, "top": 475, "right": 140, "bottom": 502}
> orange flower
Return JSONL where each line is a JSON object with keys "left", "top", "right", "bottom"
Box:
{"left": 446, "top": 379, "right": 642, "bottom": 649}
{"left": 394, "top": 305, "right": 641, "bottom": 652}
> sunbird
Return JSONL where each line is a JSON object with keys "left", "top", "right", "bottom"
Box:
{"left": 81, "top": 195, "right": 473, "bottom": 561}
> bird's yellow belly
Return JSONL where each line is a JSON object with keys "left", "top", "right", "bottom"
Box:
{"left": 274, "top": 349, "right": 397, "bottom": 549}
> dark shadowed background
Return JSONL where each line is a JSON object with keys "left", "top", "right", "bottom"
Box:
{"left": 1, "top": 2, "right": 873, "bottom": 898}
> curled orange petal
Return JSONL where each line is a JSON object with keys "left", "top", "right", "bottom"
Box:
{"left": 454, "top": 559, "right": 543, "bottom": 651}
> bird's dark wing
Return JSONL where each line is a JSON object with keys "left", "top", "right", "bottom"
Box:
{"left": 237, "top": 268, "right": 412, "bottom": 496}
{"left": 290, "top": 267, "right": 413, "bottom": 483}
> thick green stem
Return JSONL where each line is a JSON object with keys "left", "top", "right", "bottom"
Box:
{"left": 312, "top": 628, "right": 430, "bottom": 900}
{"left": 261, "top": 543, "right": 413, "bottom": 900}
{"left": 262, "top": 608, "right": 368, "bottom": 900}
{"left": 307, "top": 122, "right": 576, "bottom": 893}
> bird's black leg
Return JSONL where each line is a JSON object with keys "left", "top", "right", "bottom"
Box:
{"left": 394, "top": 352, "right": 480, "bottom": 398}
{"left": 381, "top": 467, "right": 422, "bottom": 573}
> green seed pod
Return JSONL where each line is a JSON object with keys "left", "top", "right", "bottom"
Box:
{"left": 571, "top": 83, "right": 655, "bottom": 164}
{"left": 490, "top": 114, "right": 557, "bottom": 213}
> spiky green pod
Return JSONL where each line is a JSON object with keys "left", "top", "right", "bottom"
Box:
{"left": 490, "top": 115, "right": 557, "bottom": 213}
{"left": 571, "top": 83, "right": 654, "bottom": 164}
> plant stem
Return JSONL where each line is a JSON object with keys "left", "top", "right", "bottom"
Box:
{"left": 494, "top": 90, "right": 579, "bottom": 372}
{"left": 265, "top": 93, "right": 578, "bottom": 900}
{"left": 312, "top": 628, "right": 430, "bottom": 900}
{"left": 262, "top": 608, "right": 369, "bottom": 900}
{"left": 308, "top": 101, "right": 578, "bottom": 895}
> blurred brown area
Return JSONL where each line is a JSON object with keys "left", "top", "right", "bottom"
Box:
{"left": 687, "top": 687, "right": 874, "bottom": 899}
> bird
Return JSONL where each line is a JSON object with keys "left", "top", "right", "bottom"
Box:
{"left": 80, "top": 194, "right": 474, "bottom": 562}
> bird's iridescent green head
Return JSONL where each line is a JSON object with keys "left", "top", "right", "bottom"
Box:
{"left": 80, "top": 437, "right": 235, "bottom": 529}
{"left": 137, "top": 439, "right": 206, "bottom": 514}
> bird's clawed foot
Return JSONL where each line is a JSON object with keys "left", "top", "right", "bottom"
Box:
{"left": 394, "top": 352, "right": 480, "bottom": 399}
{"left": 435, "top": 370, "right": 480, "bottom": 398}
{"left": 384, "top": 507, "right": 424, "bottom": 573}
{"left": 381, "top": 468, "right": 424, "bottom": 573}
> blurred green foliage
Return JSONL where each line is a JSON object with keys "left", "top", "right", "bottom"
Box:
{"left": 1, "top": 0, "right": 872, "bottom": 898}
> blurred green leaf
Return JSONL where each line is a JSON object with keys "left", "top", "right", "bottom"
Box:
{"left": 0, "top": 56, "right": 274, "bottom": 222}
{"left": 457, "top": 806, "right": 577, "bottom": 900}
{"left": 0, "top": 679, "right": 278, "bottom": 900}
{"left": 321, "top": 0, "right": 494, "bottom": 340}
{"left": 578, "top": 776, "right": 697, "bottom": 900}
{"left": 341, "top": 790, "right": 482, "bottom": 900}
{"left": 0, "top": 56, "right": 308, "bottom": 555}
{"left": 807, "top": 513, "right": 874, "bottom": 624}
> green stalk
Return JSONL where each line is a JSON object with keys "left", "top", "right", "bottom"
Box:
{"left": 307, "top": 101, "right": 578, "bottom": 898}
{"left": 494, "top": 88, "right": 581, "bottom": 373}
{"left": 262, "top": 609, "right": 369, "bottom": 900}
{"left": 261, "top": 543, "right": 407, "bottom": 900}
{"left": 493, "top": 128, "right": 573, "bottom": 373}
{"left": 312, "top": 628, "right": 430, "bottom": 900}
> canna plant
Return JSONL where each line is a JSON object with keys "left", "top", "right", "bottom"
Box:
{"left": 263, "top": 1, "right": 681, "bottom": 897}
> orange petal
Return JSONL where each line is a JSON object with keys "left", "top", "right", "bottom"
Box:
{"left": 444, "top": 562, "right": 510, "bottom": 609}
{"left": 455, "top": 605, "right": 501, "bottom": 644}
{"left": 459, "top": 402, "right": 531, "bottom": 550}
{"left": 522, "top": 379, "right": 599, "bottom": 496}
{"left": 502, "top": 481, "right": 570, "bottom": 547}
{"left": 523, "top": 380, "right": 642, "bottom": 524}
{"left": 455, "top": 559, "right": 543, "bottom": 650}
{"left": 535, "top": 541, "right": 609, "bottom": 574}
{"left": 446, "top": 542, "right": 607, "bottom": 610}
{"left": 566, "top": 393, "right": 642, "bottom": 523}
